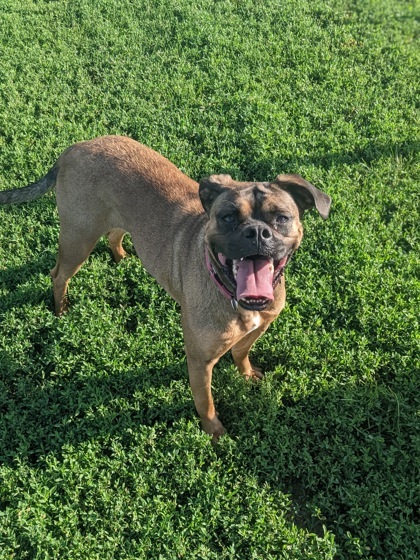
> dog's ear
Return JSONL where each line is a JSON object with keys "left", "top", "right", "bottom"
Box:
{"left": 273, "top": 174, "right": 331, "bottom": 219}
{"left": 199, "top": 174, "right": 233, "bottom": 214}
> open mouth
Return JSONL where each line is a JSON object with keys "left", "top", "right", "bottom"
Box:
{"left": 217, "top": 252, "right": 289, "bottom": 310}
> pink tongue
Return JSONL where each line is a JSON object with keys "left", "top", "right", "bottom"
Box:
{"left": 235, "top": 258, "right": 274, "bottom": 301}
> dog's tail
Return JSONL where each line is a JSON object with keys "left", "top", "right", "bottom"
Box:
{"left": 0, "top": 165, "right": 58, "bottom": 205}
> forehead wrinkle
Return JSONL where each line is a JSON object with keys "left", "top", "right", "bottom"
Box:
{"left": 225, "top": 187, "right": 254, "bottom": 217}
{"left": 236, "top": 197, "right": 253, "bottom": 218}
{"left": 213, "top": 191, "right": 253, "bottom": 218}
{"left": 216, "top": 183, "right": 299, "bottom": 218}
{"left": 252, "top": 184, "right": 271, "bottom": 215}
{"left": 261, "top": 186, "right": 300, "bottom": 214}
{"left": 263, "top": 201, "right": 295, "bottom": 216}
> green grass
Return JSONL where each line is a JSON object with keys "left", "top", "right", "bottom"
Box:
{"left": 0, "top": 0, "right": 418, "bottom": 558}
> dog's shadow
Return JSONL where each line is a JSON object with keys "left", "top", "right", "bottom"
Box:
{"left": 0, "top": 256, "right": 56, "bottom": 315}
{"left": 0, "top": 338, "right": 193, "bottom": 465}
{"left": 0, "top": 267, "right": 415, "bottom": 555}
{"left": 0, "top": 240, "right": 192, "bottom": 465}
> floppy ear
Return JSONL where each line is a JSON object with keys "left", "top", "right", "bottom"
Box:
{"left": 199, "top": 174, "right": 233, "bottom": 214}
{"left": 274, "top": 174, "right": 331, "bottom": 219}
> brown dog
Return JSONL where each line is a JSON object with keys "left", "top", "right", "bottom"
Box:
{"left": 0, "top": 136, "right": 331, "bottom": 440}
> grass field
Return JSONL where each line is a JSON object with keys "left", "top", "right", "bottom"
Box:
{"left": 0, "top": 0, "right": 418, "bottom": 558}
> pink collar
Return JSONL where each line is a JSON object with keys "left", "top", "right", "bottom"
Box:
{"left": 205, "top": 247, "right": 239, "bottom": 310}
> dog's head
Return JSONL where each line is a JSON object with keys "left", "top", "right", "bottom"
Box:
{"left": 199, "top": 173, "right": 331, "bottom": 311}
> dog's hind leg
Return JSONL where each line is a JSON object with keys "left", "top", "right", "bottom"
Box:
{"left": 50, "top": 225, "right": 101, "bottom": 316}
{"left": 107, "top": 228, "right": 127, "bottom": 263}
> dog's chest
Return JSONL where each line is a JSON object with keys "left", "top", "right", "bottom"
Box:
{"left": 238, "top": 310, "right": 263, "bottom": 334}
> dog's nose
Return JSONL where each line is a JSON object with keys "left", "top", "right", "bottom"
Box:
{"left": 243, "top": 225, "right": 273, "bottom": 242}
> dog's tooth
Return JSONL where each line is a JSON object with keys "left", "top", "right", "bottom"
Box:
{"left": 232, "top": 259, "right": 239, "bottom": 279}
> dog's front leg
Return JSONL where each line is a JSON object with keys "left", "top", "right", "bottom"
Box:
{"left": 231, "top": 324, "right": 268, "bottom": 380}
{"left": 186, "top": 353, "right": 225, "bottom": 442}
{"left": 182, "top": 315, "right": 226, "bottom": 441}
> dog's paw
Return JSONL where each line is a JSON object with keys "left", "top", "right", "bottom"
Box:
{"left": 113, "top": 248, "right": 127, "bottom": 263}
{"left": 233, "top": 355, "right": 265, "bottom": 381}
{"left": 243, "top": 364, "right": 264, "bottom": 381}
{"left": 55, "top": 297, "right": 70, "bottom": 317}
{"left": 201, "top": 416, "right": 226, "bottom": 443}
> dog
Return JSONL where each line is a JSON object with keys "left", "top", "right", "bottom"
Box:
{"left": 0, "top": 136, "right": 331, "bottom": 440}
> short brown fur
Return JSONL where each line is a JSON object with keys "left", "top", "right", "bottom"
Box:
{"left": 0, "top": 136, "right": 331, "bottom": 440}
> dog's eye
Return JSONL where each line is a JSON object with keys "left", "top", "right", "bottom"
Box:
{"left": 276, "top": 215, "right": 290, "bottom": 225}
{"left": 221, "top": 214, "right": 235, "bottom": 224}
